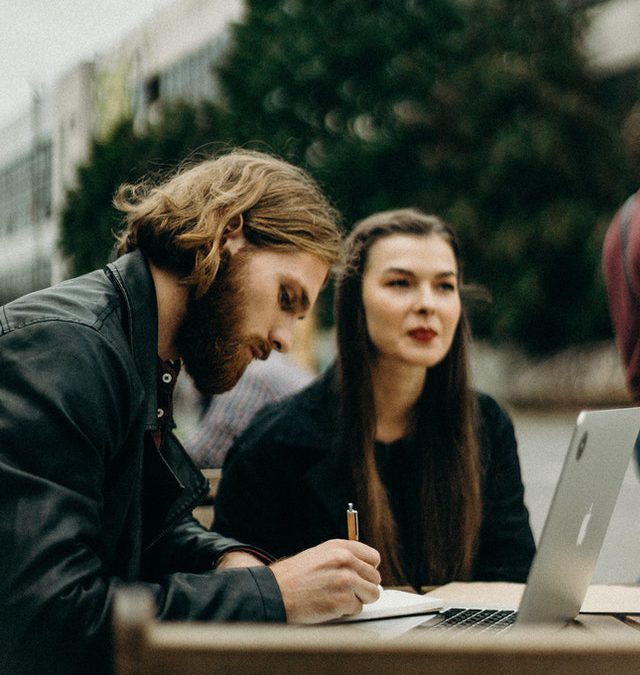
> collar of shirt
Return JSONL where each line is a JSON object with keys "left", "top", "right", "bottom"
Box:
{"left": 151, "top": 357, "right": 181, "bottom": 449}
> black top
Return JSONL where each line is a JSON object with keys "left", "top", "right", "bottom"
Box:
{"left": 214, "top": 369, "right": 536, "bottom": 586}
{"left": 375, "top": 438, "right": 425, "bottom": 586}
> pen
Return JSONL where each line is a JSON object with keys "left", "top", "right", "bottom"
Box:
{"left": 347, "top": 502, "right": 359, "bottom": 541}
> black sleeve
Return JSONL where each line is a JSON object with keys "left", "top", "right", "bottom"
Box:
{"left": 473, "top": 395, "right": 536, "bottom": 582}
{"left": 214, "top": 447, "right": 287, "bottom": 554}
{"left": 0, "top": 322, "right": 284, "bottom": 675}
{"left": 214, "top": 406, "right": 312, "bottom": 559}
{"left": 141, "top": 433, "right": 276, "bottom": 574}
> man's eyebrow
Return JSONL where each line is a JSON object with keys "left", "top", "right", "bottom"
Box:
{"left": 299, "top": 288, "right": 310, "bottom": 311}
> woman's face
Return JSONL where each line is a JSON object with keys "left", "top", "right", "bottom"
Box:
{"left": 361, "top": 233, "right": 461, "bottom": 370}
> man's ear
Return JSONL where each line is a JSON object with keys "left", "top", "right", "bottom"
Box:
{"left": 220, "top": 214, "right": 246, "bottom": 254}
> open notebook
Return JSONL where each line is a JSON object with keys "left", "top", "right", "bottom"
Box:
{"left": 331, "top": 588, "right": 443, "bottom": 623}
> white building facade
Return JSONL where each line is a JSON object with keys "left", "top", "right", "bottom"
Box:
{"left": 0, "top": 0, "right": 242, "bottom": 303}
{"left": 0, "top": 97, "right": 54, "bottom": 304}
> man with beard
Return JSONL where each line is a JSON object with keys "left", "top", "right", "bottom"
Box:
{"left": 0, "top": 149, "right": 381, "bottom": 675}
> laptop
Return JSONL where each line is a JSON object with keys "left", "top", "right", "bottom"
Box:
{"left": 418, "top": 406, "right": 640, "bottom": 633}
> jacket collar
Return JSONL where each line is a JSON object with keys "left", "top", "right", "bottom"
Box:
{"left": 106, "top": 251, "right": 159, "bottom": 431}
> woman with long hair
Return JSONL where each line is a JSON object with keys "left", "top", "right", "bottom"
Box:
{"left": 214, "top": 208, "right": 535, "bottom": 590}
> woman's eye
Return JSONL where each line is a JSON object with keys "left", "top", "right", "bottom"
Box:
{"left": 386, "top": 279, "right": 409, "bottom": 288}
{"left": 438, "top": 282, "right": 456, "bottom": 292}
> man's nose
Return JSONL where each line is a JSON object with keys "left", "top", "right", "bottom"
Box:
{"left": 269, "top": 318, "right": 295, "bottom": 353}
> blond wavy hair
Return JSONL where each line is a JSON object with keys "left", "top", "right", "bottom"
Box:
{"left": 114, "top": 149, "right": 342, "bottom": 296}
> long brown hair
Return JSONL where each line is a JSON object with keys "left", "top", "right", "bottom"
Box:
{"left": 334, "top": 208, "right": 482, "bottom": 588}
{"left": 114, "top": 149, "right": 342, "bottom": 296}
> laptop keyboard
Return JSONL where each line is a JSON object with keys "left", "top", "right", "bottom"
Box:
{"left": 417, "top": 607, "right": 517, "bottom": 634}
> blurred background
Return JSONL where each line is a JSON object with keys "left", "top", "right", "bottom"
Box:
{"left": 2, "top": 0, "right": 640, "bottom": 582}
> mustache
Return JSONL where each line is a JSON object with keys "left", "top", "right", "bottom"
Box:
{"left": 250, "top": 339, "right": 271, "bottom": 361}
{"left": 214, "top": 337, "right": 270, "bottom": 361}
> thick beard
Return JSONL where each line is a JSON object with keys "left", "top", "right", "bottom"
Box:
{"left": 176, "top": 249, "right": 260, "bottom": 396}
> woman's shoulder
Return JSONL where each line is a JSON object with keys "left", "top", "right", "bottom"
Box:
{"left": 232, "top": 369, "right": 338, "bottom": 451}
{"left": 476, "top": 391, "right": 512, "bottom": 425}
{"left": 474, "top": 391, "right": 517, "bottom": 454}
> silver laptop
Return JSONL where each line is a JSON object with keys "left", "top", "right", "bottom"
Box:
{"left": 420, "top": 406, "right": 640, "bottom": 632}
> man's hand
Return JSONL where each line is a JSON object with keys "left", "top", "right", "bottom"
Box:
{"left": 215, "top": 550, "right": 266, "bottom": 569}
{"left": 270, "top": 539, "right": 381, "bottom": 623}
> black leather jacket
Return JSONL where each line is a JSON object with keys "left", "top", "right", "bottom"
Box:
{"left": 0, "top": 251, "right": 285, "bottom": 675}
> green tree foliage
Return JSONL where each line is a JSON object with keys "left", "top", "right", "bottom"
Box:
{"left": 61, "top": 104, "right": 225, "bottom": 276}
{"left": 61, "top": 0, "right": 634, "bottom": 354}
{"left": 217, "top": 0, "right": 464, "bottom": 220}
{"left": 61, "top": 119, "right": 147, "bottom": 275}
{"left": 437, "top": 0, "right": 633, "bottom": 353}
{"left": 217, "top": 0, "right": 632, "bottom": 354}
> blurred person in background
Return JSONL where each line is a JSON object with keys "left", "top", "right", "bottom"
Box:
{"left": 214, "top": 208, "right": 535, "bottom": 590}
{"left": 185, "top": 317, "right": 318, "bottom": 469}
{"left": 602, "top": 104, "right": 640, "bottom": 463}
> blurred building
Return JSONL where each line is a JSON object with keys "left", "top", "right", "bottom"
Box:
{"left": 584, "top": 0, "right": 640, "bottom": 77}
{"left": 0, "top": 94, "right": 54, "bottom": 303}
{"left": 0, "top": 0, "right": 639, "bottom": 303}
{"left": 0, "top": 0, "right": 243, "bottom": 303}
{"left": 583, "top": 0, "right": 640, "bottom": 130}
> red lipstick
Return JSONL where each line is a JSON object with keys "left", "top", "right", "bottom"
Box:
{"left": 409, "top": 328, "right": 436, "bottom": 342}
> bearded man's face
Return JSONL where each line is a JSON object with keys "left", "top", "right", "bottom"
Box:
{"left": 176, "top": 249, "right": 264, "bottom": 395}
{"left": 176, "top": 242, "right": 329, "bottom": 396}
